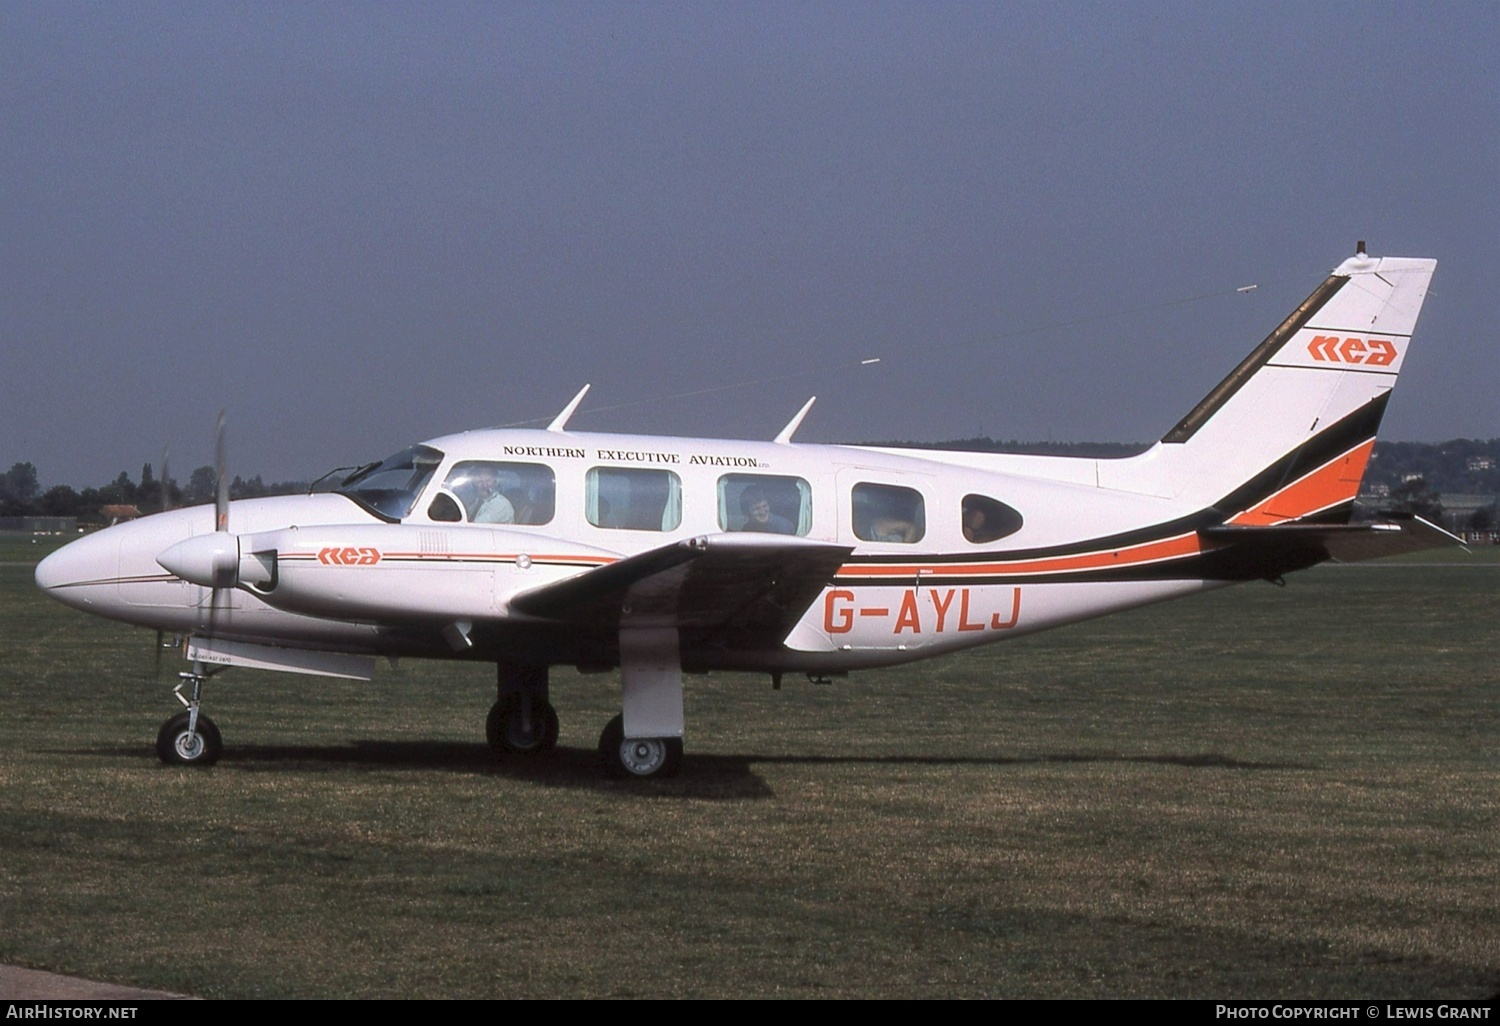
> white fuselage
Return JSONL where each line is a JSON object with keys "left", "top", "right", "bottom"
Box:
{"left": 36, "top": 429, "right": 1217, "bottom": 673}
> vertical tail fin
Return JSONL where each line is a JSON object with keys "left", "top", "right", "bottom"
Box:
{"left": 1144, "top": 252, "right": 1436, "bottom": 523}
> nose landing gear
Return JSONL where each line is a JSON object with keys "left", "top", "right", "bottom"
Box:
{"left": 156, "top": 663, "right": 222, "bottom": 766}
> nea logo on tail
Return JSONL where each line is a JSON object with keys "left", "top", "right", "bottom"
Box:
{"left": 1307, "top": 335, "right": 1398, "bottom": 366}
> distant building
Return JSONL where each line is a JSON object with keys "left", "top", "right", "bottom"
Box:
{"left": 99, "top": 504, "right": 143, "bottom": 524}
{"left": 1468, "top": 456, "right": 1495, "bottom": 472}
{"left": 1437, "top": 494, "right": 1498, "bottom": 535}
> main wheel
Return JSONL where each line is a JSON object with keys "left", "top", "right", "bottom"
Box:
{"left": 597, "top": 714, "right": 683, "bottom": 779}
{"left": 156, "top": 711, "right": 222, "bottom": 767}
{"left": 486, "top": 697, "right": 559, "bottom": 757}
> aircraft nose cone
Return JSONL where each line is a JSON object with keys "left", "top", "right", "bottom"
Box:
{"left": 34, "top": 547, "right": 70, "bottom": 592}
{"left": 34, "top": 531, "right": 118, "bottom": 608}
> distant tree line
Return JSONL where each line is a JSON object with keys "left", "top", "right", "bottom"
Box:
{"left": 864, "top": 436, "right": 1151, "bottom": 459}
{"left": 1359, "top": 439, "right": 1500, "bottom": 495}
{"left": 6, "top": 437, "right": 1499, "bottom": 527}
{"left": 0, "top": 461, "right": 311, "bottom": 523}
{"left": 868, "top": 436, "right": 1500, "bottom": 487}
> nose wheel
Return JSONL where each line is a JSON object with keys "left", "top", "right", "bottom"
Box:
{"left": 156, "top": 662, "right": 222, "bottom": 767}
{"left": 156, "top": 710, "right": 222, "bottom": 766}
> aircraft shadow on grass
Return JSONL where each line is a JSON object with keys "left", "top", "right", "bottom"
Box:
{"left": 52, "top": 742, "right": 1312, "bottom": 800}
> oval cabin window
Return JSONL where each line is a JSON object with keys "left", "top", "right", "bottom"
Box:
{"left": 961, "top": 494, "right": 1023, "bottom": 544}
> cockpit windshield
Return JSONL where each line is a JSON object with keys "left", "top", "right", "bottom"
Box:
{"left": 336, "top": 445, "right": 444, "bottom": 521}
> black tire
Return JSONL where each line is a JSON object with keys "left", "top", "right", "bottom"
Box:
{"left": 486, "top": 697, "right": 559, "bottom": 757}
{"left": 597, "top": 714, "right": 683, "bottom": 779}
{"left": 155, "top": 711, "right": 222, "bottom": 767}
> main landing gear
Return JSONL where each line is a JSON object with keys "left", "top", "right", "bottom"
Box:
{"left": 486, "top": 663, "right": 559, "bottom": 758}
{"left": 486, "top": 694, "right": 560, "bottom": 755}
{"left": 485, "top": 650, "right": 686, "bottom": 779}
{"left": 598, "top": 628, "right": 685, "bottom": 779}
{"left": 156, "top": 662, "right": 222, "bottom": 767}
{"left": 597, "top": 714, "right": 682, "bottom": 779}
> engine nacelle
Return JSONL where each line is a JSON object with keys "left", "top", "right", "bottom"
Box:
{"left": 218, "top": 524, "right": 619, "bottom": 623}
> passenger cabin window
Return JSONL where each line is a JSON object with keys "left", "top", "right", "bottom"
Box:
{"left": 586, "top": 467, "right": 682, "bottom": 531}
{"left": 718, "top": 474, "right": 811, "bottom": 536}
{"left": 337, "top": 445, "right": 444, "bottom": 522}
{"left": 439, "top": 461, "right": 556, "bottom": 525}
{"left": 851, "top": 483, "right": 925, "bottom": 543}
{"left": 961, "top": 494, "right": 1024, "bottom": 544}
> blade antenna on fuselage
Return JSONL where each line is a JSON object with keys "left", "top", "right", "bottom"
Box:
{"left": 773, "top": 396, "right": 816, "bottom": 444}
{"left": 547, "top": 385, "right": 591, "bottom": 432}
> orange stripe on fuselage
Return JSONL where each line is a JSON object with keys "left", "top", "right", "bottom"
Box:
{"left": 1228, "top": 439, "right": 1375, "bottom": 526}
{"left": 377, "top": 552, "right": 616, "bottom": 564}
{"left": 836, "top": 531, "right": 1207, "bottom": 579}
{"left": 282, "top": 552, "right": 617, "bottom": 566}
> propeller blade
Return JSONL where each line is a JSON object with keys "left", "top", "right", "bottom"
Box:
{"left": 202, "top": 410, "right": 231, "bottom": 637}
{"left": 214, "top": 409, "right": 229, "bottom": 532}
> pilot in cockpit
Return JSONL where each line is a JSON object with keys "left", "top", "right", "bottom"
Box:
{"left": 466, "top": 466, "right": 515, "bottom": 524}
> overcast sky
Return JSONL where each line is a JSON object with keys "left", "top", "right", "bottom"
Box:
{"left": 3, "top": 2, "right": 1496, "bottom": 488}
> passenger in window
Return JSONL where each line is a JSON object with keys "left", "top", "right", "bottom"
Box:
{"left": 738, "top": 486, "right": 795, "bottom": 534}
{"left": 468, "top": 466, "right": 515, "bottom": 524}
{"left": 870, "top": 513, "right": 918, "bottom": 543}
{"left": 960, "top": 493, "right": 1022, "bottom": 543}
{"left": 962, "top": 500, "right": 987, "bottom": 543}
{"left": 516, "top": 486, "right": 553, "bottom": 526}
{"left": 853, "top": 483, "right": 922, "bottom": 543}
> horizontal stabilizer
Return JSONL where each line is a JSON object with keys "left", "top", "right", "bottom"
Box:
{"left": 510, "top": 533, "right": 853, "bottom": 646}
{"left": 1201, "top": 513, "right": 1464, "bottom": 575}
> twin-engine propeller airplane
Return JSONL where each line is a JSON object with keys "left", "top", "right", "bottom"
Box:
{"left": 36, "top": 249, "right": 1458, "bottom": 778}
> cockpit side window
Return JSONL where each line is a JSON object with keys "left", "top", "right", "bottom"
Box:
{"left": 961, "top": 494, "right": 1024, "bottom": 544}
{"left": 426, "top": 492, "right": 463, "bottom": 523}
{"left": 440, "top": 461, "right": 556, "bottom": 525}
{"left": 337, "top": 445, "right": 445, "bottom": 522}
{"left": 718, "top": 474, "right": 811, "bottom": 536}
{"left": 851, "top": 483, "right": 925, "bottom": 543}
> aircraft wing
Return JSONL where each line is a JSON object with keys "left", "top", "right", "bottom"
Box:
{"left": 1200, "top": 513, "right": 1465, "bottom": 574}
{"left": 509, "top": 533, "right": 854, "bottom": 646}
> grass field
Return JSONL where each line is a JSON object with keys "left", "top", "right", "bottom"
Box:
{"left": 1, "top": 533, "right": 1496, "bottom": 998}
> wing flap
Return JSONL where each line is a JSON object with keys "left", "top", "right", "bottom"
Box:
{"left": 509, "top": 533, "right": 853, "bottom": 646}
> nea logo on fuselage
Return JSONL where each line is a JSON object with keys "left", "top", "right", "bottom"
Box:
{"left": 1307, "top": 335, "right": 1398, "bottom": 366}
{"left": 318, "top": 546, "right": 381, "bottom": 566}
